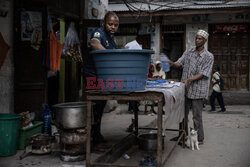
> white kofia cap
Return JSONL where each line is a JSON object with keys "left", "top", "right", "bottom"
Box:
{"left": 197, "top": 29, "right": 209, "bottom": 39}
{"left": 155, "top": 61, "right": 161, "bottom": 65}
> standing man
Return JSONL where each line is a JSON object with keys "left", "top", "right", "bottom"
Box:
{"left": 85, "top": 11, "right": 119, "bottom": 148}
{"left": 170, "top": 30, "right": 214, "bottom": 144}
{"left": 209, "top": 66, "right": 226, "bottom": 112}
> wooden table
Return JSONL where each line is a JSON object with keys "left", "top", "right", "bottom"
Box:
{"left": 86, "top": 91, "right": 185, "bottom": 167}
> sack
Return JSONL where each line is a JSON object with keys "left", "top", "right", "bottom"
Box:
{"left": 219, "top": 76, "right": 224, "bottom": 90}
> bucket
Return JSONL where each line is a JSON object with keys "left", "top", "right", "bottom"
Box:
{"left": 138, "top": 133, "right": 164, "bottom": 151}
{"left": 0, "top": 113, "right": 21, "bottom": 156}
{"left": 90, "top": 49, "right": 154, "bottom": 92}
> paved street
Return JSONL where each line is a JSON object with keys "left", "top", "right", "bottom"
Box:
{"left": 0, "top": 104, "right": 250, "bottom": 167}
{"left": 165, "top": 105, "right": 250, "bottom": 167}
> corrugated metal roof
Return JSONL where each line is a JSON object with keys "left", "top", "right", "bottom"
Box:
{"left": 109, "top": 1, "right": 250, "bottom": 12}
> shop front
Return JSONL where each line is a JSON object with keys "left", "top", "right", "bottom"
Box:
{"left": 209, "top": 24, "right": 250, "bottom": 91}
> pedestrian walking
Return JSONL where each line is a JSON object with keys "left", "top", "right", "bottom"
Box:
{"left": 209, "top": 66, "right": 226, "bottom": 112}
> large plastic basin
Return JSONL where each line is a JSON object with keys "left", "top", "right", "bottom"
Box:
{"left": 89, "top": 49, "right": 154, "bottom": 92}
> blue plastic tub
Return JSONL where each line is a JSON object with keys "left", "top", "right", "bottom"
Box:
{"left": 89, "top": 49, "right": 154, "bottom": 92}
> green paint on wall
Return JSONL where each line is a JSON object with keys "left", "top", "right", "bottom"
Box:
{"left": 58, "top": 18, "right": 65, "bottom": 103}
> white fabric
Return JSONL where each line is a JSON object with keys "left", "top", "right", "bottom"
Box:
{"left": 145, "top": 83, "right": 185, "bottom": 127}
{"left": 124, "top": 40, "right": 142, "bottom": 49}
{"left": 103, "top": 100, "right": 118, "bottom": 113}
{"left": 152, "top": 70, "right": 166, "bottom": 79}
{"left": 197, "top": 29, "right": 209, "bottom": 39}
{"left": 153, "top": 62, "right": 166, "bottom": 79}
{"left": 212, "top": 71, "right": 221, "bottom": 92}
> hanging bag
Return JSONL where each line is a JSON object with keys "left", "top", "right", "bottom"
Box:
{"left": 62, "top": 22, "right": 82, "bottom": 62}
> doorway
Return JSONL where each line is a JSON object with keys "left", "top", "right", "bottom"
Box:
{"left": 14, "top": 1, "right": 47, "bottom": 118}
{"left": 162, "top": 33, "right": 184, "bottom": 80}
{"left": 209, "top": 25, "right": 249, "bottom": 91}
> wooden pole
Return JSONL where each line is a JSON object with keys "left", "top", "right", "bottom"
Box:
{"left": 157, "top": 100, "right": 163, "bottom": 167}
{"left": 86, "top": 100, "right": 92, "bottom": 167}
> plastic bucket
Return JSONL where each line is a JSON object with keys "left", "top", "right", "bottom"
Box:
{"left": 0, "top": 113, "right": 21, "bottom": 156}
{"left": 90, "top": 49, "right": 154, "bottom": 92}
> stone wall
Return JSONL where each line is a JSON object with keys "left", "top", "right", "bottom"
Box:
{"left": 223, "top": 92, "right": 250, "bottom": 105}
{"left": 0, "top": 0, "right": 14, "bottom": 113}
{"left": 207, "top": 90, "right": 250, "bottom": 105}
{"left": 85, "top": 0, "right": 108, "bottom": 20}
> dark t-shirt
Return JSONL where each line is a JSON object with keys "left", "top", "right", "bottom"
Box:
{"left": 84, "top": 26, "right": 117, "bottom": 77}
{"left": 91, "top": 26, "right": 117, "bottom": 49}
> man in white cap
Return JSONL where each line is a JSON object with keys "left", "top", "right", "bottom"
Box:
{"left": 170, "top": 29, "right": 214, "bottom": 145}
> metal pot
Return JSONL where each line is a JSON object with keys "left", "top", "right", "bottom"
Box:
{"left": 29, "top": 134, "right": 54, "bottom": 154}
{"left": 19, "top": 134, "right": 54, "bottom": 159}
{"left": 53, "top": 102, "right": 88, "bottom": 129}
{"left": 138, "top": 133, "right": 164, "bottom": 151}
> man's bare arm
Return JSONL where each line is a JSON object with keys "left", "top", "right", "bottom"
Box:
{"left": 169, "top": 61, "right": 181, "bottom": 68}
{"left": 183, "top": 73, "right": 204, "bottom": 87}
{"left": 90, "top": 38, "right": 106, "bottom": 50}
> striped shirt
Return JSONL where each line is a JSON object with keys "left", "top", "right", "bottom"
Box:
{"left": 177, "top": 47, "right": 214, "bottom": 99}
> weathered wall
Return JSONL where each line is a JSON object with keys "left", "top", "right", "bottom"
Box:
{"left": 151, "top": 23, "right": 160, "bottom": 63}
{"left": 84, "top": 0, "right": 108, "bottom": 20}
{"left": 223, "top": 92, "right": 250, "bottom": 105}
{"left": 0, "top": 0, "right": 14, "bottom": 113}
{"left": 208, "top": 91, "right": 250, "bottom": 105}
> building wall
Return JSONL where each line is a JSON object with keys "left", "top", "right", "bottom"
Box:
{"left": 151, "top": 23, "right": 160, "bottom": 63}
{"left": 0, "top": 0, "right": 14, "bottom": 113}
{"left": 153, "top": 23, "right": 209, "bottom": 61}
{"left": 162, "top": 13, "right": 250, "bottom": 24}
{"left": 85, "top": 0, "right": 108, "bottom": 20}
{"left": 118, "top": 12, "right": 250, "bottom": 61}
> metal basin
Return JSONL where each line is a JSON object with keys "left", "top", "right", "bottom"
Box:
{"left": 138, "top": 133, "right": 164, "bottom": 151}
{"left": 53, "top": 102, "right": 88, "bottom": 129}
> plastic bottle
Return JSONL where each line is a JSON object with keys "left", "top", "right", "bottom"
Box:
{"left": 40, "top": 104, "right": 51, "bottom": 135}
{"left": 159, "top": 53, "right": 170, "bottom": 72}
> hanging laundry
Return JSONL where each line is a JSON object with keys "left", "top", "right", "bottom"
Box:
{"left": 43, "top": 32, "right": 62, "bottom": 72}
{"left": 0, "top": 32, "right": 10, "bottom": 70}
{"left": 43, "top": 16, "right": 62, "bottom": 72}
{"left": 49, "top": 32, "right": 62, "bottom": 72}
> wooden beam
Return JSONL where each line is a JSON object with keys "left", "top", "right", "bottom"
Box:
{"left": 86, "top": 100, "right": 92, "bottom": 167}
{"left": 47, "top": 8, "right": 80, "bottom": 20}
{"left": 95, "top": 134, "right": 137, "bottom": 163}
{"left": 157, "top": 100, "right": 163, "bottom": 167}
